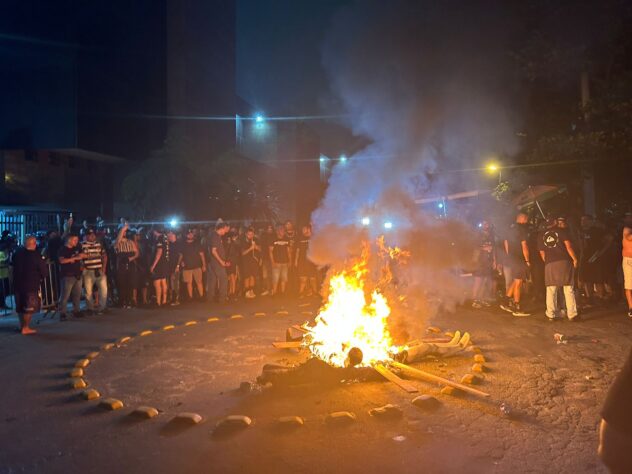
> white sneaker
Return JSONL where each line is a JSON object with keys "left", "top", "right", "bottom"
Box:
{"left": 260, "top": 290, "right": 270, "bottom": 296}
{"left": 245, "top": 290, "right": 256, "bottom": 299}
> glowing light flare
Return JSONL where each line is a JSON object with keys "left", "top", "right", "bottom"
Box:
{"left": 383, "top": 221, "right": 393, "bottom": 229}
{"left": 486, "top": 163, "right": 500, "bottom": 174}
{"left": 361, "top": 216, "right": 371, "bottom": 226}
{"left": 169, "top": 218, "right": 179, "bottom": 228}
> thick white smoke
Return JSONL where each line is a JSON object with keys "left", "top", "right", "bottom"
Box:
{"left": 309, "top": 0, "right": 523, "bottom": 336}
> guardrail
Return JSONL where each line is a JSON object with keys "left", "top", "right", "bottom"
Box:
{"left": 0, "top": 260, "right": 60, "bottom": 316}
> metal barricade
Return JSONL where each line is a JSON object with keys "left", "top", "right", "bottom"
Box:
{"left": 40, "top": 260, "right": 60, "bottom": 313}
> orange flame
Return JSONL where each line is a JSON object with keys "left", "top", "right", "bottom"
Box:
{"left": 305, "top": 240, "right": 401, "bottom": 367}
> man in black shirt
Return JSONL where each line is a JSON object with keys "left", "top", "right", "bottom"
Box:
{"left": 296, "top": 225, "right": 318, "bottom": 297}
{"left": 579, "top": 215, "right": 608, "bottom": 303}
{"left": 240, "top": 227, "right": 261, "bottom": 299}
{"left": 58, "top": 235, "right": 86, "bottom": 320}
{"left": 500, "top": 213, "right": 531, "bottom": 316}
{"left": 269, "top": 224, "right": 291, "bottom": 296}
{"left": 207, "top": 221, "right": 230, "bottom": 303}
{"left": 538, "top": 217, "right": 579, "bottom": 321}
{"left": 12, "top": 235, "right": 47, "bottom": 334}
{"left": 178, "top": 229, "right": 206, "bottom": 301}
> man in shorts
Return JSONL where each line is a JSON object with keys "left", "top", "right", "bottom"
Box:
{"left": 178, "top": 229, "right": 206, "bottom": 301}
{"left": 269, "top": 224, "right": 290, "bottom": 296}
{"left": 500, "top": 213, "right": 531, "bottom": 316}
{"left": 622, "top": 213, "right": 632, "bottom": 318}
{"left": 12, "top": 235, "right": 47, "bottom": 334}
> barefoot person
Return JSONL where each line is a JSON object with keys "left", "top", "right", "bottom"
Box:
{"left": 12, "top": 235, "right": 47, "bottom": 334}
{"left": 623, "top": 213, "right": 632, "bottom": 318}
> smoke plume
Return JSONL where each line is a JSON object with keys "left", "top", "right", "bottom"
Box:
{"left": 310, "top": 0, "right": 522, "bottom": 336}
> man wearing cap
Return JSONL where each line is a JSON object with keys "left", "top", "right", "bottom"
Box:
{"left": 538, "top": 217, "right": 579, "bottom": 321}
{"left": 81, "top": 228, "right": 108, "bottom": 314}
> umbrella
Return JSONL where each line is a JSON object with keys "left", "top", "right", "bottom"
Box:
{"left": 512, "top": 185, "right": 567, "bottom": 217}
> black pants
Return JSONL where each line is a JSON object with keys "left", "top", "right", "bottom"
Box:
{"left": 116, "top": 266, "right": 134, "bottom": 306}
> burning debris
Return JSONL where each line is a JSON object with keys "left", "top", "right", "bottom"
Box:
{"left": 260, "top": 237, "right": 488, "bottom": 399}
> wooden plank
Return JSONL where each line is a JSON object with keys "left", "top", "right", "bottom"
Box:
{"left": 374, "top": 364, "right": 419, "bottom": 393}
{"left": 291, "top": 325, "right": 309, "bottom": 334}
{"left": 391, "top": 362, "right": 490, "bottom": 398}
{"left": 272, "top": 341, "right": 303, "bottom": 349}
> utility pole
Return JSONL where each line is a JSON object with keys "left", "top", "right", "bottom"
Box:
{"left": 580, "top": 70, "right": 596, "bottom": 216}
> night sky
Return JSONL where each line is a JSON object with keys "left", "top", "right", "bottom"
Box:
{"left": 236, "top": 0, "right": 349, "bottom": 117}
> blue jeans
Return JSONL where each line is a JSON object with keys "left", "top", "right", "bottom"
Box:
{"left": 82, "top": 269, "right": 108, "bottom": 311}
{"left": 59, "top": 276, "right": 82, "bottom": 314}
{"left": 208, "top": 261, "right": 227, "bottom": 301}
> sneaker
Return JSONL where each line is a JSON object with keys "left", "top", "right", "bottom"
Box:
{"left": 260, "top": 290, "right": 270, "bottom": 297}
{"left": 170, "top": 301, "right": 180, "bottom": 306}
{"left": 569, "top": 315, "right": 581, "bottom": 322}
{"left": 628, "top": 309, "right": 632, "bottom": 318}
{"left": 499, "top": 301, "right": 515, "bottom": 313}
{"left": 546, "top": 315, "right": 557, "bottom": 321}
{"left": 245, "top": 290, "right": 256, "bottom": 299}
{"left": 511, "top": 304, "right": 530, "bottom": 317}
{"left": 481, "top": 300, "right": 492, "bottom": 308}
{"left": 471, "top": 300, "right": 483, "bottom": 309}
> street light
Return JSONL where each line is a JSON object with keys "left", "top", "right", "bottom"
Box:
{"left": 255, "top": 114, "right": 265, "bottom": 123}
{"left": 485, "top": 162, "right": 502, "bottom": 184}
{"left": 361, "top": 217, "right": 371, "bottom": 226}
{"left": 339, "top": 154, "right": 347, "bottom": 163}
{"left": 383, "top": 221, "right": 393, "bottom": 230}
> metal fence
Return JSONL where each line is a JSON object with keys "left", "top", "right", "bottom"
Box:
{"left": 0, "top": 210, "right": 63, "bottom": 243}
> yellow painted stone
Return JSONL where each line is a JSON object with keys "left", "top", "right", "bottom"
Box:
{"left": 276, "top": 310, "right": 289, "bottom": 315}
{"left": 207, "top": 317, "right": 219, "bottom": 322}
{"left": 277, "top": 416, "right": 304, "bottom": 427}
{"left": 69, "top": 377, "right": 87, "bottom": 389}
{"left": 101, "top": 343, "right": 115, "bottom": 351}
{"left": 298, "top": 303, "right": 310, "bottom": 308}
{"left": 426, "top": 326, "right": 442, "bottom": 334}
{"left": 216, "top": 415, "right": 252, "bottom": 429}
{"left": 441, "top": 386, "right": 460, "bottom": 396}
{"left": 185, "top": 320, "right": 198, "bottom": 326}
{"left": 163, "top": 325, "right": 175, "bottom": 331}
{"left": 117, "top": 336, "right": 132, "bottom": 345}
{"left": 139, "top": 330, "right": 153, "bottom": 337}
{"left": 254, "top": 312, "right": 266, "bottom": 317}
{"left": 474, "top": 354, "right": 486, "bottom": 363}
{"left": 99, "top": 398, "right": 124, "bottom": 411}
{"left": 86, "top": 352, "right": 99, "bottom": 360}
{"left": 472, "top": 363, "right": 485, "bottom": 373}
{"left": 301, "top": 311, "right": 313, "bottom": 316}
{"left": 470, "top": 345, "right": 482, "bottom": 354}
{"left": 133, "top": 406, "right": 159, "bottom": 419}
{"left": 461, "top": 374, "right": 482, "bottom": 385}
{"left": 174, "top": 412, "right": 203, "bottom": 425}
{"left": 70, "top": 368, "right": 84, "bottom": 378}
{"left": 81, "top": 389, "right": 100, "bottom": 400}
{"left": 75, "top": 359, "right": 90, "bottom": 369}
{"left": 230, "top": 314, "right": 244, "bottom": 320}
{"left": 444, "top": 331, "right": 455, "bottom": 338}
{"left": 325, "top": 411, "right": 356, "bottom": 425}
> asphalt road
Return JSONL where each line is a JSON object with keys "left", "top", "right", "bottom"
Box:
{"left": 0, "top": 298, "right": 630, "bottom": 474}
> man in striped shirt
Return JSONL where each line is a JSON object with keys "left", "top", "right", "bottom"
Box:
{"left": 81, "top": 229, "right": 108, "bottom": 314}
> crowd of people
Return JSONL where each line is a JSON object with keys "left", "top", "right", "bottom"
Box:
{"left": 470, "top": 211, "right": 632, "bottom": 321}
{"left": 3, "top": 208, "right": 632, "bottom": 335}
{"left": 5, "top": 216, "right": 320, "bottom": 334}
